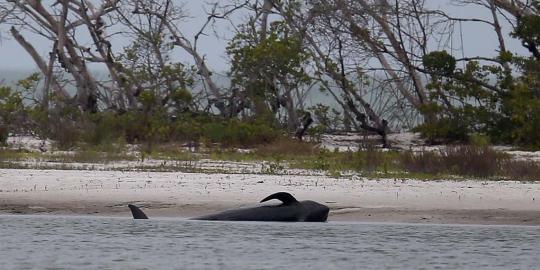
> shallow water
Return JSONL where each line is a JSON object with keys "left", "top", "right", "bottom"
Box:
{"left": 1, "top": 215, "right": 540, "bottom": 269}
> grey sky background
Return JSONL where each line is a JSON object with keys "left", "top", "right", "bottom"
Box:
{"left": 0, "top": 1, "right": 237, "bottom": 71}
{"left": 0, "top": 0, "right": 529, "bottom": 72}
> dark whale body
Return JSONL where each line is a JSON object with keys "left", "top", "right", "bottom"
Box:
{"left": 128, "top": 204, "right": 149, "bottom": 219}
{"left": 128, "top": 192, "right": 329, "bottom": 222}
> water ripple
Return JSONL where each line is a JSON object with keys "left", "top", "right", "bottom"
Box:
{"left": 1, "top": 215, "right": 540, "bottom": 269}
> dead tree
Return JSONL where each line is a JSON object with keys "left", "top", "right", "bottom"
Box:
{"left": 5, "top": 0, "right": 122, "bottom": 112}
{"left": 124, "top": 0, "right": 245, "bottom": 113}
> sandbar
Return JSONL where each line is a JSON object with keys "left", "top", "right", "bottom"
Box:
{"left": 1, "top": 169, "right": 540, "bottom": 225}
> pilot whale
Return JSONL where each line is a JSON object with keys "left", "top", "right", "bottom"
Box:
{"left": 128, "top": 192, "right": 329, "bottom": 222}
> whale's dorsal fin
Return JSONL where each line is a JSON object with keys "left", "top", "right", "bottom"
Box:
{"left": 128, "top": 204, "right": 149, "bottom": 219}
{"left": 260, "top": 192, "right": 299, "bottom": 205}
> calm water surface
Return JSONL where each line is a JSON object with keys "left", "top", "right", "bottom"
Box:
{"left": 1, "top": 215, "right": 540, "bottom": 269}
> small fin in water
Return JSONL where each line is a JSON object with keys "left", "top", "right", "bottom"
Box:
{"left": 128, "top": 204, "right": 149, "bottom": 219}
{"left": 260, "top": 192, "right": 299, "bottom": 205}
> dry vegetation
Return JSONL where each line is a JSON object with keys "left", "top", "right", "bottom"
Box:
{"left": 400, "top": 146, "right": 508, "bottom": 178}
{"left": 392, "top": 146, "right": 540, "bottom": 180}
{"left": 2, "top": 137, "right": 540, "bottom": 180}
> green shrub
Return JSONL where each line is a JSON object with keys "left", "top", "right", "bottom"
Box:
{"left": 422, "top": 50, "right": 456, "bottom": 76}
{"left": 414, "top": 116, "right": 470, "bottom": 144}
{"left": 469, "top": 133, "right": 491, "bottom": 147}
{"left": 202, "top": 118, "right": 280, "bottom": 147}
{"left": 0, "top": 86, "right": 25, "bottom": 142}
{"left": 80, "top": 112, "right": 122, "bottom": 145}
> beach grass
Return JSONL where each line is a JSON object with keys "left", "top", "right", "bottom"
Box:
{"left": 1, "top": 139, "right": 540, "bottom": 181}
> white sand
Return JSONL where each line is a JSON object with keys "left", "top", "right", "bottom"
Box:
{"left": 2, "top": 169, "right": 540, "bottom": 224}
{"left": 3, "top": 134, "right": 540, "bottom": 224}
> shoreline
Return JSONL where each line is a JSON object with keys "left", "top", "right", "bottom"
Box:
{"left": 2, "top": 203, "right": 540, "bottom": 226}
{"left": 1, "top": 168, "right": 540, "bottom": 225}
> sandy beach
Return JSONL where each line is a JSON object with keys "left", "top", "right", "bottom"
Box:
{"left": 2, "top": 168, "right": 540, "bottom": 225}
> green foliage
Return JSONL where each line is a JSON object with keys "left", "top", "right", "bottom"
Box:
{"left": 307, "top": 125, "right": 326, "bottom": 142}
{"left": 291, "top": 146, "right": 399, "bottom": 175}
{"left": 414, "top": 110, "right": 471, "bottom": 143}
{"left": 504, "top": 10, "right": 540, "bottom": 147}
{"left": 0, "top": 86, "right": 25, "bottom": 145}
{"left": 422, "top": 50, "right": 456, "bottom": 76}
{"left": 512, "top": 14, "right": 540, "bottom": 46}
{"left": 418, "top": 46, "right": 540, "bottom": 147}
{"left": 227, "top": 20, "right": 311, "bottom": 119}
{"left": 27, "top": 105, "right": 282, "bottom": 149}
{"left": 5, "top": 59, "right": 263, "bottom": 147}
{"left": 469, "top": 133, "right": 491, "bottom": 147}
{"left": 416, "top": 9, "right": 540, "bottom": 148}
{"left": 261, "top": 159, "right": 285, "bottom": 174}
{"left": 312, "top": 148, "right": 331, "bottom": 171}
{"left": 138, "top": 90, "right": 157, "bottom": 109}
{"left": 16, "top": 73, "right": 41, "bottom": 90}
{"left": 80, "top": 112, "right": 123, "bottom": 145}
{"left": 202, "top": 118, "right": 280, "bottom": 147}
{"left": 499, "top": 81, "right": 540, "bottom": 147}
{"left": 171, "top": 88, "right": 192, "bottom": 107}
{"left": 45, "top": 105, "right": 83, "bottom": 150}
{"left": 0, "top": 86, "right": 23, "bottom": 124}
{"left": 309, "top": 104, "right": 342, "bottom": 133}
{"left": 228, "top": 22, "right": 309, "bottom": 85}
{"left": 117, "top": 35, "right": 195, "bottom": 114}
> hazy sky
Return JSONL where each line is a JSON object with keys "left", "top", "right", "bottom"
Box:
{"left": 0, "top": 1, "right": 240, "bottom": 72}
{"left": 0, "top": 0, "right": 528, "bottom": 72}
